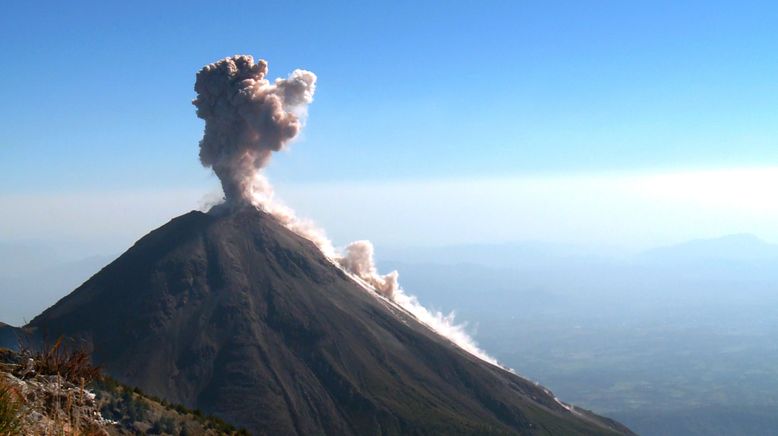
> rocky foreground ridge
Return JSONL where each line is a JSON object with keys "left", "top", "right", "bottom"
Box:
{"left": 0, "top": 345, "right": 245, "bottom": 435}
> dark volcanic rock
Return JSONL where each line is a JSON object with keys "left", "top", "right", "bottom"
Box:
{"left": 28, "top": 208, "right": 632, "bottom": 435}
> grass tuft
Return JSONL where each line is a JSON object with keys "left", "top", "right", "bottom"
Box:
{"left": 0, "top": 378, "right": 24, "bottom": 435}
{"left": 17, "top": 337, "right": 101, "bottom": 384}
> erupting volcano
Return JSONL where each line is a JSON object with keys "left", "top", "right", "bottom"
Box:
{"left": 24, "top": 55, "right": 632, "bottom": 435}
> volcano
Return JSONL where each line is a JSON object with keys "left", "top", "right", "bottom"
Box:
{"left": 27, "top": 207, "right": 631, "bottom": 435}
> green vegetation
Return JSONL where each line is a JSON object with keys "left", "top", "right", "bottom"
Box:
{"left": 92, "top": 377, "right": 249, "bottom": 435}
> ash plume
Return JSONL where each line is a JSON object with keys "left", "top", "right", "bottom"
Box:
{"left": 194, "top": 55, "right": 501, "bottom": 368}
{"left": 340, "top": 241, "right": 399, "bottom": 298}
{"left": 193, "top": 55, "right": 316, "bottom": 204}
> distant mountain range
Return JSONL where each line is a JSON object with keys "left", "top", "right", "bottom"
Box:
{"left": 639, "top": 233, "right": 778, "bottom": 263}
{"left": 378, "top": 234, "right": 778, "bottom": 267}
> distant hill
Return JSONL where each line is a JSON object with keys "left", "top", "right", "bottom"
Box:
{"left": 0, "top": 254, "right": 113, "bottom": 325}
{"left": 639, "top": 233, "right": 778, "bottom": 264}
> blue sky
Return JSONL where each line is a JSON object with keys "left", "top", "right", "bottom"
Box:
{"left": 2, "top": 1, "right": 778, "bottom": 252}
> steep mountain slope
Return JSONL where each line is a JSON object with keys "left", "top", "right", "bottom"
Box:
{"left": 28, "top": 207, "right": 631, "bottom": 435}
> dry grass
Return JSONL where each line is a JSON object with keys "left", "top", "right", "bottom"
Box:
{"left": 17, "top": 337, "right": 101, "bottom": 385}
{"left": 4, "top": 338, "right": 107, "bottom": 434}
{"left": 0, "top": 378, "right": 24, "bottom": 435}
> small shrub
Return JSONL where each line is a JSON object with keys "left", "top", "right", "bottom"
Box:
{"left": 151, "top": 415, "right": 176, "bottom": 434}
{"left": 0, "top": 379, "right": 24, "bottom": 435}
{"left": 17, "top": 337, "right": 101, "bottom": 384}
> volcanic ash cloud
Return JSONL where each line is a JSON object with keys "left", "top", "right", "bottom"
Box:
{"left": 193, "top": 55, "right": 316, "bottom": 204}
{"left": 193, "top": 55, "right": 501, "bottom": 369}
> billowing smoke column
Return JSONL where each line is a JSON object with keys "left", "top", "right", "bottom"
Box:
{"left": 193, "top": 55, "right": 316, "bottom": 204}
{"left": 195, "top": 55, "right": 502, "bottom": 368}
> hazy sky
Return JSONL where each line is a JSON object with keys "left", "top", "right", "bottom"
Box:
{"left": 2, "top": 1, "right": 778, "bottom": 256}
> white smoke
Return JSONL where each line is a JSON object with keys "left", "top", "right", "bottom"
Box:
{"left": 196, "top": 55, "right": 503, "bottom": 368}
{"left": 247, "top": 174, "right": 336, "bottom": 259}
{"left": 391, "top": 288, "right": 500, "bottom": 366}
{"left": 339, "top": 241, "right": 399, "bottom": 299}
{"left": 247, "top": 176, "right": 502, "bottom": 367}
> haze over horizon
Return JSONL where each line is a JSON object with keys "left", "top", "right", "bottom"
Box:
{"left": 2, "top": 168, "right": 778, "bottom": 261}
{"left": 3, "top": 1, "right": 778, "bottom": 258}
